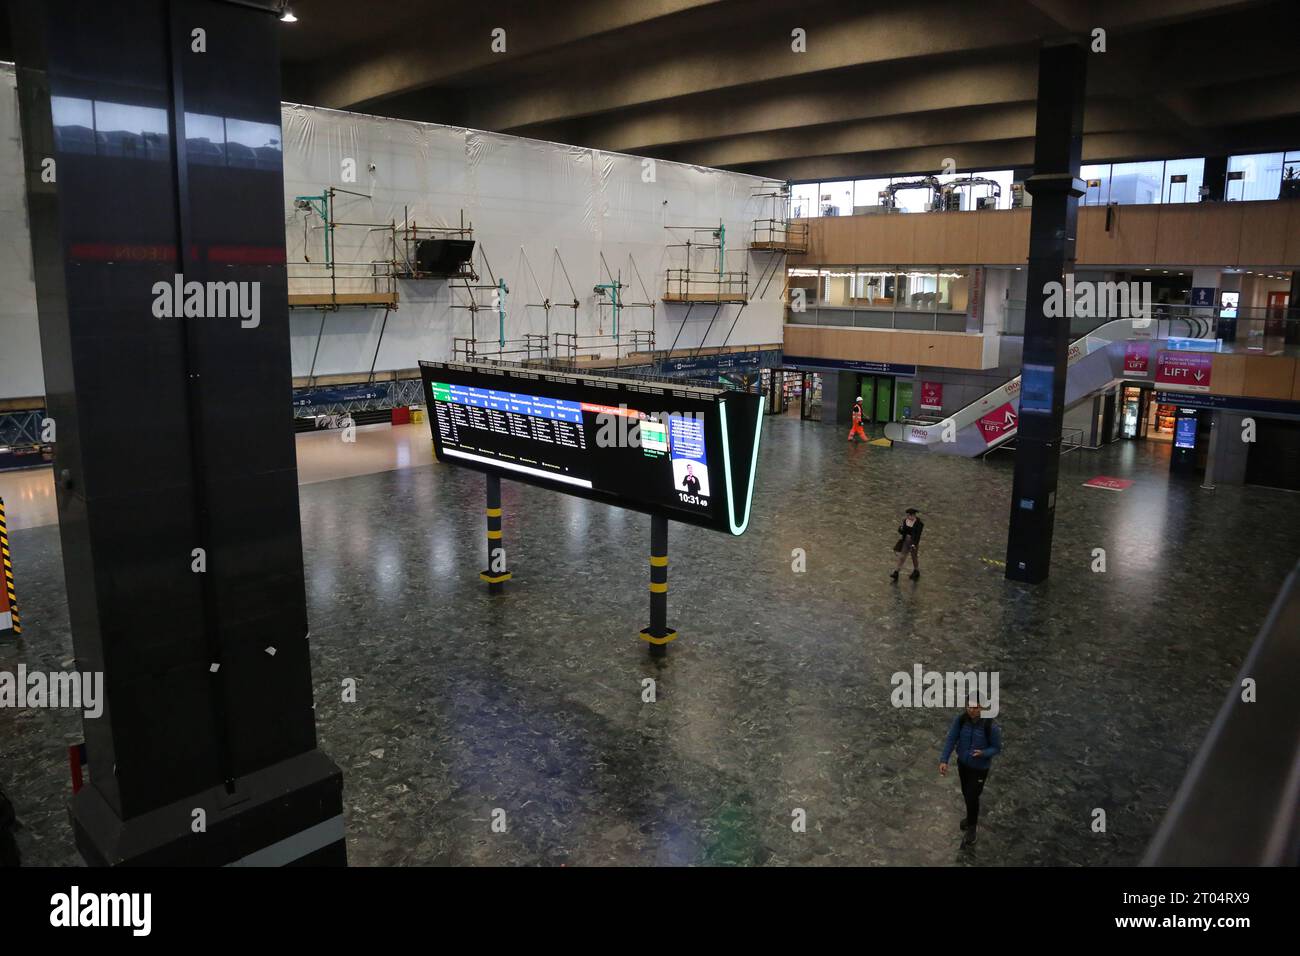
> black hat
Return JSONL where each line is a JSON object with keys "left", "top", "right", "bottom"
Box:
{"left": 905, "top": 508, "right": 920, "bottom": 515}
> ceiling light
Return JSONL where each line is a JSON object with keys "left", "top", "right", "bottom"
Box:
{"left": 279, "top": 4, "right": 297, "bottom": 21}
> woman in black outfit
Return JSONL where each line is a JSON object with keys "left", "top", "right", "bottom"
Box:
{"left": 891, "top": 508, "right": 923, "bottom": 581}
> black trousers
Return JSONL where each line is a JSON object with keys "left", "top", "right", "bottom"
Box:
{"left": 957, "top": 761, "right": 990, "bottom": 825}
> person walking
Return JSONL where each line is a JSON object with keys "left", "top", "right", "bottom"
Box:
{"left": 847, "top": 396, "right": 869, "bottom": 443}
{"left": 939, "top": 698, "right": 1002, "bottom": 846}
{"left": 890, "top": 508, "right": 923, "bottom": 580}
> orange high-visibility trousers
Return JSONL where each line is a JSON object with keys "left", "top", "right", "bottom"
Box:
{"left": 848, "top": 421, "right": 868, "bottom": 442}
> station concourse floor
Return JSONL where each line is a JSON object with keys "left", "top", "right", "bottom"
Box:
{"left": 2, "top": 418, "right": 1298, "bottom": 866}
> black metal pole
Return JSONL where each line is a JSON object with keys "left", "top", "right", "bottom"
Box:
{"left": 640, "top": 513, "right": 676, "bottom": 657}
{"left": 1005, "top": 40, "right": 1087, "bottom": 584}
{"left": 481, "top": 473, "right": 510, "bottom": 594}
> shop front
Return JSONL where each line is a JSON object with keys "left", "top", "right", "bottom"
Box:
{"left": 856, "top": 373, "right": 915, "bottom": 424}
{"left": 761, "top": 368, "right": 823, "bottom": 421}
{"left": 1120, "top": 384, "right": 1178, "bottom": 442}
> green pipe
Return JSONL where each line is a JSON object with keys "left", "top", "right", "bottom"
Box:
{"left": 595, "top": 282, "right": 621, "bottom": 342}
{"left": 716, "top": 220, "right": 726, "bottom": 276}
{"left": 294, "top": 191, "right": 331, "bottom": 265}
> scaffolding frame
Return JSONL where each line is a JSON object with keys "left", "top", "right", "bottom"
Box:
{"left": 663, "top": 221, "right": 749, "bottom": 304}
{"left": 393, "top": 207, "right": 477, "bottom": 280}
{"left": 520, "top": 246, "right": 579, "bottom": 362}
{"left": 750, "top": 181, "right": 808, "bottom": 253}
{"left": 449, "top": 242, "right": 532, "bottom": 364}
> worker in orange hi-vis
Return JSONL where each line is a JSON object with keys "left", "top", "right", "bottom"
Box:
{"left": 848, "top": 396, "right": 869, "bottom": 443}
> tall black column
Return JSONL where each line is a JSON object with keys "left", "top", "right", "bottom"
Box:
{"left": 1005, "top": 41, "right": 1087, "bottom": 585}
{"left": 11, "top": 0, "right": 344, "bottom": 865}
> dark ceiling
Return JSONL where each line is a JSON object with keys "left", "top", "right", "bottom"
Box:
{"left": 9, "top": 0, "right": 1300, "bottom": 180}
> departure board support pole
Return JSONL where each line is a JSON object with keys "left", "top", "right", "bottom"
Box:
{"left": 480, "top": 474, "right": 511, "bottom": 594}
{"left": 640, "top": 512, "right": 676, "bottom": 657}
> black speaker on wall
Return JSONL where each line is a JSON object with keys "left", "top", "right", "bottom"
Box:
{"left": 415, "top": 238, "right": 475, "bottom": 275}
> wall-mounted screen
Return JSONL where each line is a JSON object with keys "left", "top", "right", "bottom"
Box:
{"left": 419, "top": 362, "right": 764, "bottom": 534}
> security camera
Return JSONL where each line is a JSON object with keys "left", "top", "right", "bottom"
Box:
{"left": 368, "top": 163, "right": 377, "bottom": 172}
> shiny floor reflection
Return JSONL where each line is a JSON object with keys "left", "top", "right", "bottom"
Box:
{"left": 3, "top": 417, "right": 1298, "bottom": 866}
{"left": 0, "top": 422, "right": 433, "bottom": 530}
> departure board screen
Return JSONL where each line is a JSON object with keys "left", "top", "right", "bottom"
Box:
{"left": 419, "top": 361, "right": 764, "bottom": 534}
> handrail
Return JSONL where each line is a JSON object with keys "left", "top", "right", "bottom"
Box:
{"left": 980, "top": 427, "right": 1084, "bottom": 463}
{"left": 664, "top": 268, "right": 748, "bottom": 301}
{"left": 882, "top": 315, "right": 1153, "bottom": 450}
{"left": 1143, "top": 559, "right": 1300, "bottom": 866}
{"left": 751, "top": 219, "right": 809, "bottom": 251}
{"left": 786, "top": 304, "right": 968, "bottom": 332}
{"left": 552, "top": 329, "right": 655, "bottom": 366}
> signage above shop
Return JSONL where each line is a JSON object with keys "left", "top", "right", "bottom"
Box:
{"left": 781, "top": 355, "right": 917, "bottom": 376}
{"left": 1154, "top": 391, "right": 1300, "bottom": 417}
{"left": 1155, "top": 351, "right": 1212, "bottom": 391}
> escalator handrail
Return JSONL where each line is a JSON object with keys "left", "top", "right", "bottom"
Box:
{"left": 883, "top": 316, "right": 1196, "bottom": 447}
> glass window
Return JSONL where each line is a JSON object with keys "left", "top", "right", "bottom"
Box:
{"left": 818, "top": 180, "right": 853, "bottom": 217}
{"left": 790, "top": 183, "right": 819, "bottom": 218}
{"left": 1080, "top": 163, "right": 1111, "bottom": 205}
{"left": 1161, "top": 157, "right": 1203, "bottom": 203}
{"left": 819, "top": 267, "right": 855, "bottom": 306}
{"left": 905, "top": 271, "right": 938, "bottom": 309}
{"left": 1227, "top": 152, "right": 1285, "bottom": 201}
{"left": 93, "top": 101, "right": 170, "bottom": 160}
{"left": 1281, "top": 151, "right": 1300, "bottom": 195}
{"left": 854, "top": 178, "right": 891, "bottom": 211}
{"left": 937, "top": 170, "right": 1013, "bottom": 210}
{"left": 854, "top": 270, "right": 890, "bottom": 304}
{"left": 51, "top": 96, "right": 96, "bottom": 155}
{"left": 981, "top": 170, "right": 1014, "bottom": 210}
{"left": 1109, "top": 160, "right": 1164, "bottom": 205}
{"left": 941, "top": 269, "right": 970, "bottom": 311}
{"left": 935, "top": 172, "right": 966, "bottom": 211}
{"left": 890, "top": 176, "right": 936, "bottom": 214}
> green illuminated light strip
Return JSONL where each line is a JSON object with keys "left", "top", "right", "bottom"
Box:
{"left": 719, "top": 396, "right": 765, "bottom": 536}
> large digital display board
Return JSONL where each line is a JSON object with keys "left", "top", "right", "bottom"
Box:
{"left": 419, "top": 361, "right": 764, "bottom": 534}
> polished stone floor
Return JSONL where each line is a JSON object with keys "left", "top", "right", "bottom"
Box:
{"left": 3, "top": 415, "right": 1298, "bottom": 866}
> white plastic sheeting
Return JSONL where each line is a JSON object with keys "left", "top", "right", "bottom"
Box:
{"left": 281, "top": 102, "right": 783, "bottom": 378}
{"left": 0, "top": 65, "right": 43, "bottom": 400}
{"left": 0, "top": 61, "right": 783, "bottom": 399}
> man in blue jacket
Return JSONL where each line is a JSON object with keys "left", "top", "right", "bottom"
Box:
{"left": 939, "top": 697, "right": 1002, "bottom": 846}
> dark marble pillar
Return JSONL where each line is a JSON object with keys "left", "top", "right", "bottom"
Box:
{"left": 10, "top": 0, "right": 343, "bottom": 865}
{"left": 1004, "top": 41, "right": 1087, "bottom": 585}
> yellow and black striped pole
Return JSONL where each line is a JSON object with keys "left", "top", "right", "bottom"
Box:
{"left": 0, "top": 497, "right": 19, "bottom": 638}
{"left": 639, "top": 513, "right": 676, "bottom": 657}
{"left": 479, "top": 474, "right": 511, "bottom": 594}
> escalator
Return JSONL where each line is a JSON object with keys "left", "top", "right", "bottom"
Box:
{"left": 883, "top": 317, "right": 1205, "bottom": 456}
